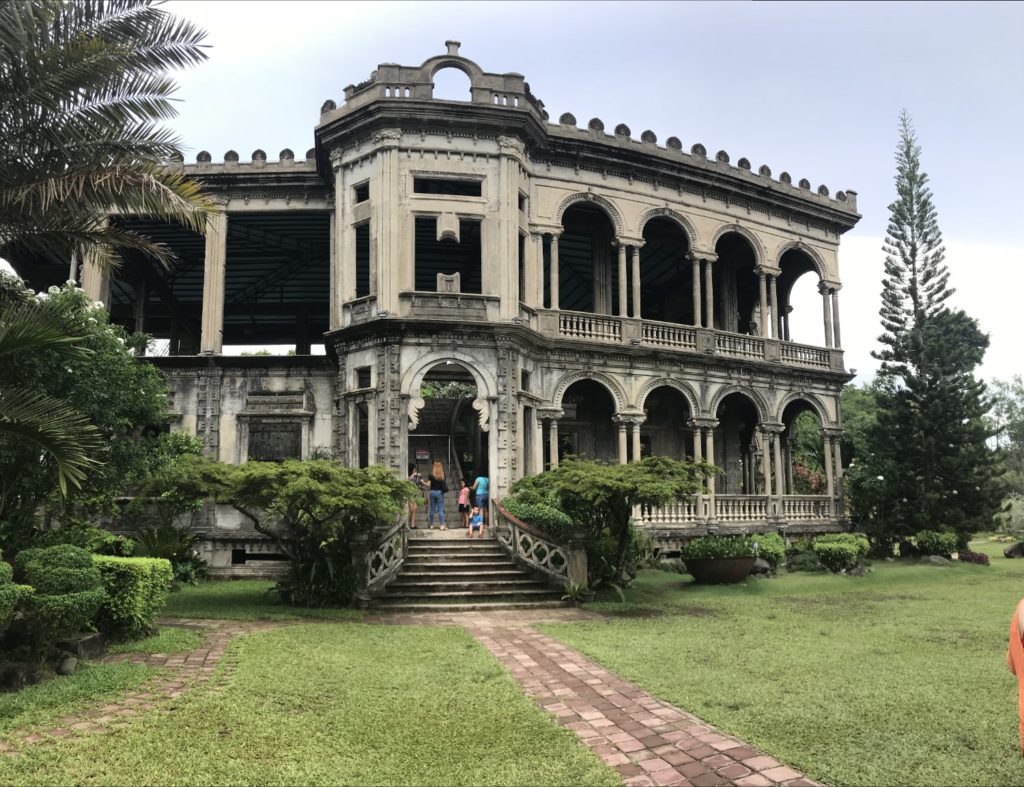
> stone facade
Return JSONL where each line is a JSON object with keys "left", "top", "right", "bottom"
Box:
{"left": 72, "top": 43, "right": 860, "bottom": 568}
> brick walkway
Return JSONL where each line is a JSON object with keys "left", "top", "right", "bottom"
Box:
{"left": 459, "top": 621, "right": 818, "bottom": 787}
{"left": 0, "top": 619, "right": 278, "bottom": 756}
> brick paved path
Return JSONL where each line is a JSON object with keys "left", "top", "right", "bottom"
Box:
{"left": 0, "top": 619, "right": 278, "bottom": 756}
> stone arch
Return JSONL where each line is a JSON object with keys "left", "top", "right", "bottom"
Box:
{"left": 420, "top": 56, "right": 485, "bottom": 83}
{"left": 774, "top": 241, "right": 827, "bottom": 281}
{"left": 776, "top": 391, "right": 832, "bottom": 429}
{"left": 707, "top": 385, "right": 770, "bottom": 424}
{"left": 637, "top": 207, "right": 699, "bottom": 250}
{"left": 637, "top": 378, "right": 700, "bottom": 416}
{"left": 554, "top": 192, "right": 625, "bottom": 237}
{"left": 709, "top": 223, "right": 765, "bottom": 267}
{"left": 402, "top": 352, "right": 498, "bottom": 401}
{"left": 552, "top": 370, "right": 627, "bottom": 413}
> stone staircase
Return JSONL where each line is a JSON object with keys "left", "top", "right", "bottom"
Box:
{"left": 374, "top": 532, "right": 567, "bottom": 612}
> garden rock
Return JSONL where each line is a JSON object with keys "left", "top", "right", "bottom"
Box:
{"left": 750, "top": 557, "right": 772, "bottom": 576}
{"left": 1004, "top": 542, "right": 1024, "bottom": 559}
{"left": 57, "top": 655, "right": 78, "bottom": 676}
{"left": 56, "top": 632, "right": 106, "bottom": 660}
{"left": 923, "top": 555, "right": 952, "bottom": 566}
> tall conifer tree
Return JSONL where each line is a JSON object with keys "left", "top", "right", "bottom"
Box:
{"left": 858, "top": 112, "right": 1003, "bottom": 550}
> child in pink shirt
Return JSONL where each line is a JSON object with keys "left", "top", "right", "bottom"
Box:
{"left": 458, "top": 479, "right": 471, "bottom": 528}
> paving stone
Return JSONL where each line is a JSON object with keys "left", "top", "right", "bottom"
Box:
{"left": 742, "top": 756, "right": 780, "bottom": 771}
{"left": 760, "top": 766, "right": 802, "bottom": 782}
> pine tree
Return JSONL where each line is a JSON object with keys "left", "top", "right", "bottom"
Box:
{"left": 857, "top": 113, "right": 1004, "bottom": 551}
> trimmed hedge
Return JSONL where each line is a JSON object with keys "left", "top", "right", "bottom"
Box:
{"left": 680, "top": 535, "right": 755, "bottom": 560}
{"left": 16, "top": 545, "right": 107, "bottom": 659}
{"left": 500, "top": 499, "right": 573, "bottom": 539}
{"left": 812, "top": 533, "right": 870, "bottom": 573}
{"left": 915, "top": 530, "right": 957, "bottom": 557}
{"left": 92, "top": 556, "right": 173, "bottom": 640}
{"left": 0, "top": 561, "right": 32, "bottom": 639}
{"left": 752, "top": 533, "right": 785, "bottom": 571}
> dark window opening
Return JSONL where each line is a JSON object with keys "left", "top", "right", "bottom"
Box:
{"left": 231, "top": 549, "right": 246, "bottom": 565}
{"left": 559, "top": 203, "right": 616, "bottom": 314}
{"left": 355, "top": 222, "right": 370, "bottom": 297}
{"left": 357, "top": 403, "right": 369, "bottom": 468}
{"left": 355, "top": 366, "right": 372, "bottom": 389}
{"left": 414, "top": 217, "right": 482, "bottom": 293}
{"left": 517, "top": 233, "right": 526, "bottom": 303}
{"left": 354, "top": 182, "right": 369, "bottom": 203}
{"left": 413, "top": 178, "right": 482, "bottom": 197}
{"left": 248, "top": 422, "right": 302, "bottom": 462}
{"left": 518, "top": 193, "right": 527, "bottom": 212}
{"left": 520, "top": 370, "right": 531, "bottom": 392}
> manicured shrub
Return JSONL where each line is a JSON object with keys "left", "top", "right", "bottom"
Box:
{"left": 957, "top": 548, "right": 991, "bottom": 566}
{"left": 500, "top": 499, "right": 573, "bottom": 540}
{"left": 32, "top": 518, "right": 135, "bottom": 557}
{"left": 812, "top": 533, "right": 870, "bottom": 573}
{"left": 134, "top": 523, "right": 207, "bottom": 587}
{"left": 787, "top": 550, "right": 825, "bottom": 572}
{"left": 914, "top": 530, "right": 957, "bottom": 557}
{"left": 0, "top": 561, "right": 32, "bottom": 640}
{"left": 752, "top": 533, "right": 785, "bottom": 571}
{"left": 92, "top": 556, "right": 174, "bottom": 639}
{"left": 15, "top": 545, "right": 107, "bottom": 661}
{"left": 680, "top": 535, "right": 755, "bottom": 560}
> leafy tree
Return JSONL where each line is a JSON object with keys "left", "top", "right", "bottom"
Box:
{"left": 0, "top": 275, "right": 175, "bottom": 550}
{"left": 195, "top": 460, "right": 416, "bottom": 607}
{"left": 990, "top": 376, "right": 1024, "bottom": 536}
{"left": 509, "top": 456, "right": 713, "bottom": 585}
{"left": 854, "top": 113, "right": 1004, "bottom": 552}
{"left": 0, "top": 0, "right": 211, "bottom": 267}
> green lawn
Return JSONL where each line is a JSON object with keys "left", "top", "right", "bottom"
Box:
{"left": 106, "top": 626, "right": 203, "bottom": 655}
{"left": 0, "top": 624, "right": 617, "bottom": 786}
{"left": 161, "top": 580, "right": 363, "bottom": 621}
{"left": 542, "top": 540, "right": 1024, "bottom": 787}
{"left": 0, "top": 662, "right": 155, "bottom": 736}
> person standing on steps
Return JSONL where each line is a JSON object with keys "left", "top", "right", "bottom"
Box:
{"left": 407, "top": 464, "right": 425, "bottom": 529}
{"left": 458, "top": 479, "right": 471, "bottom": 529}
{"left": 471, "top": 471, "right": 490, "bottom": 529}
{"left": 426, "top": 460, "right": 448, "bottom": 530}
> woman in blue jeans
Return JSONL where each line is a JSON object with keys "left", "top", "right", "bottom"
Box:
{"left": 426, "top": 460, "right": 447, "bottom": 529}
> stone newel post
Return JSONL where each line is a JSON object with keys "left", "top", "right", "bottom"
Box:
{"left": 350, "top": 530, "right": 372, "bottom": 609}
{"left": 567, "top": 528, "right": 589, "bottom": 588}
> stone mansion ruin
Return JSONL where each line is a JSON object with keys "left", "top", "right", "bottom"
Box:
{"left": 8, "top": 42, "right": 860, "bottom": 576}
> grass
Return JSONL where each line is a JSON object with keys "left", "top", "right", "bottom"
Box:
{"left": 161, "top": 580, "right": 363, "bottom": 622}
{"left": 541, "top": 539, "right": 1024, "bottom": 786}
{"left": 106, "top": 627, "right": 203, "bottom": 655}
{"left": 0, "top": 624, "right": 618, "bottom": 786}
{"left": 0, "top": 662, "right": 155, "bottom": 736}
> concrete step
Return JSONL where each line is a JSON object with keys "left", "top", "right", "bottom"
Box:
{"left": 387, "top": 579, "right": 551, "bottom": 593}
{"left": 398, "top": 569, "right": 529, "bottom": 580}
{"left": 372, "top": 599, "right": 569, "bottom": 612}
{"left": 380, "top": 587, "right": 564, "bottom": 601}
{"left": 401, "top": 560, "right": 519, "bottom": 572}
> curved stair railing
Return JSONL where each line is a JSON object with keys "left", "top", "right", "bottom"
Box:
{"left": 492, "top": 500, "right": 587, "bottom": 589}
{"left": 353, "top": 515, "right": 408, "bottom": 607}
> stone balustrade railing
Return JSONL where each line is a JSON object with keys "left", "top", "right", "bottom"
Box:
{"left": 636, "top": 499, "right": 703, "bottom": 526}
{"left": 780, "top": 341, "right": 831, "bottom": 368}
{"left": 781, "top": 495, "right": 833, "bottom": 520}
{"left": 715, "top": 332, "right": 765, "bottom": 360}
{"left": 636, "top": 494, "right": 835, "bottom": 529}
{"left": 558, "top": 311, "right": 622, "bottom": 343}
{"left": 492, "top": 501, "right": 587, "bottom": 588}
{"left": 352, "top": 516, "right": 408, "bottom": 606}
{"left": 641, "top": 320, "right": 698, "bottom": 350}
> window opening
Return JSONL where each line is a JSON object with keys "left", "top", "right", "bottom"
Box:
{"left": 355, "top": 366, "right": 372, "bottom": 389}
{"left": 355, "top": 222, "right": 371, "bottom": 297}
{"left": 413, "top": 177, "right": 482, "bottom": 197}
{"left": 414, "top": 217, "right": 482, "bottom": 293}
{"left": 354, "top": 182, "right": 369, "bottom": 203}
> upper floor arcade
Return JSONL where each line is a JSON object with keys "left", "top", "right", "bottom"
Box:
{"left": 1, "top": 42, "right": 860, "bottom": 373}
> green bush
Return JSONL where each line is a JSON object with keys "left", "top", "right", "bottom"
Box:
{"left": 499, "top": 499, "right": 573, "bottom": 540}
{"left": 0, "top": 561, "right": 12, "bottom": 584}
{"left": 0, "top": 561, "right": 32, "bottom": 640}
{"left": 812, "top": 533, "right": 870, "bottom": 573}
{"left": 787, "top": 550, "right": 825, "bottom": 572}
{"left": 92, "top": 556, "right": 173, "bottom": 640}
{"left": 752, "top": 533, "right": 786, "bottom": 571}
{"left": 133, "top": 522, "right": 207, "bottom": 587}
{"left": 15, "top": 545, "right": 107, "bottom": 661}
{"left": 32, "top": 518, "right": 135, "bottom": 557}
{"left": 914, "top": 530, "right": 957, "bottom": 556}
{"left": 680, "top": 535, "right": 755, "bottom": 560}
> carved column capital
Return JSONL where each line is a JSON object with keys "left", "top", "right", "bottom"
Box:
{"left": 372, "top": 128, "right": 403, "bottom": 148}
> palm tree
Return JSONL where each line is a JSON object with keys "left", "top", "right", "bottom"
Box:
{"left": 0, "top": 0, "right": 210, "bottom": 502}
{"left": 0, "top": 0, "right": 212, "bottom": 268}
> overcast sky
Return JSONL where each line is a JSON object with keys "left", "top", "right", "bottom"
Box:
{"left": 12, "top": 1, "right": 1023, "bottom": 383}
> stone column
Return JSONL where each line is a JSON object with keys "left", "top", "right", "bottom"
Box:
{"left": 631, "top": 244, "right": 642, "bottom": 319}
{"left": 760, "top": 429, "right": 772, "bottom": 498}
{"left": 782, "top": 305, "right": 793, "bottom": 342}
{"left": 80, "top": 249, "right": 111, "bottom": 308}
{"left": 772, "top": 429, "right": 785, "bottom": 500}
{"left": 549, "top": 234, "right": 560, "bottom": 310}
{"left": 616, "top": 418, "right": 628, "bottom": 465}
{"left": 757, "top": 268, "right": 769, "bottom": 337}
{"left": 691, "top": 253, "right": 702, "bottom": 327}
{"left": 769, "top": 274, "right": 779, "bottom": 339}
{"left": 373, "top": 129, "right": 402, "bottom": 314}
{"left": 616, "top": 242, "right": 628, "bottom": 317}
{"left": 534, "top": 233, "right": 545, "bottom": 309}
{"left": 831, "top": 288, "right": 842, "bottom": 348}
{"left": 631, "top": 417, "right": 643, "bottom": 462}
{"left": 822, "top": 430, "right": 835, "bottom": 505}
{"left": 549, "top": 418, "right": 559, "bottom": 469}
{"left": 820, "top": 281, "right": 834, "bottom": 349}
{"left": 200, "top": 209, "right": 227, "bottom": 354}
{"left": 703, "top": 258, "right": 714, "bottom": 329}
{"left": 533, "top": 412, "right": 545, "bottom": 477}
{"left": 691, "top": 421, "right": 703, "bottom": 463}
{"left": 706, "top": 424, "right": 717, "bottom": 518}
{"left": 785, "top": 437, "right": 795, "bottom": 494}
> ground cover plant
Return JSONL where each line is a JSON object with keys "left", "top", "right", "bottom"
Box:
{"left": 105, "top": 627, "right": 201, "bottom": 655}
{"left": 160, "top": 580, "right": 363, "bottom": 622}
{"left": 542, "top": 539, "right": 1024, "bottom": 786}
{"left": 0, "top": 624, "right": 618, "bottom": 786}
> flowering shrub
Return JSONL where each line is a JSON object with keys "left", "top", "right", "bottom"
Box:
{"left": 956, "top": 548, "right": 990, "bottom": 566}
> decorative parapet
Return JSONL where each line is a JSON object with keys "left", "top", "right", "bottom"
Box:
{"left": 493, "top": 500, "right": 587, "bottom": 588}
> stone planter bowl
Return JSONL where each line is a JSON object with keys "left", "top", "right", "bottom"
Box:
{"left": 684, "top": 556, "right": 756, "bottom": 584}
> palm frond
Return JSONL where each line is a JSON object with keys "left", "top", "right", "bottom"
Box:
{"left": 0, "top": 300, "right": 92, "bottom": 359}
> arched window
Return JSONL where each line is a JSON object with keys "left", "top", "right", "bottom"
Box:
{"left": 432, "top": 67, "right": 471, "bottom": 101}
